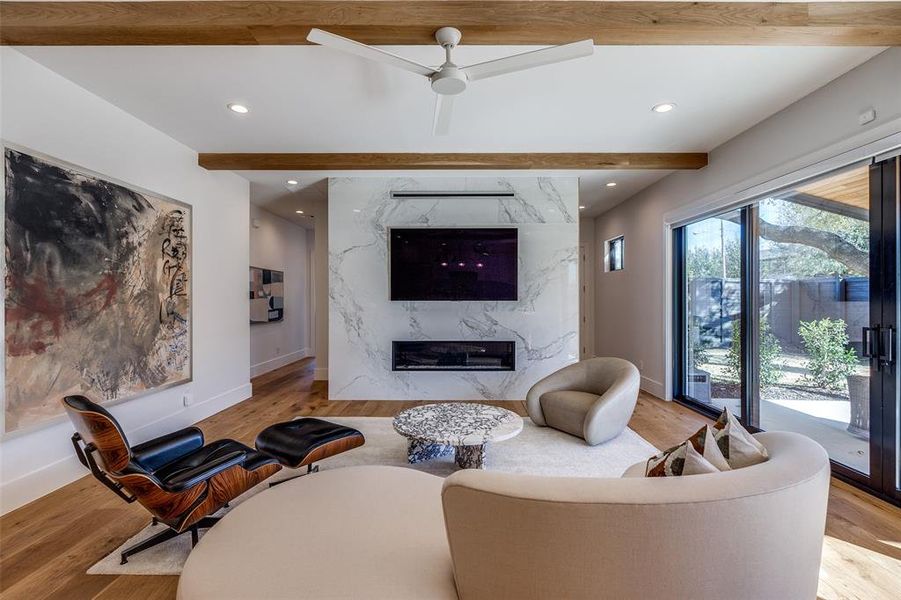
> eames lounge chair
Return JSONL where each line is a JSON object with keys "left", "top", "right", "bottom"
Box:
{"left": 62, "top": 395, "right": 283, "bottom": 564}
{"left": 526, "top": 357, "right": 640, "bottom": 445}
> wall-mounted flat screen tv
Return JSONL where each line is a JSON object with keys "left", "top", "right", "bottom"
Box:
{"left": 390, "top": 228, "right": 518, "bottom": 301}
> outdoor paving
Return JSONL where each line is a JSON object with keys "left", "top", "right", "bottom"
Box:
{"left": 707, "top": 395, "right": 868, "bottom": 474}
{"left": 696, "top": 346, "right": 869, "bottom": 474}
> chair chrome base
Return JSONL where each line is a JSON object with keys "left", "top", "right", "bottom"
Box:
{"left": 269, "top": 463, "right": 319, "bottom": 487}
{"left": 120, "top": 516, "right": 221, "bottom": 564}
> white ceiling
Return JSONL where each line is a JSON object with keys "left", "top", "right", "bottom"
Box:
{"left": 17, "top": 44, "right": 884, "bottom": 221}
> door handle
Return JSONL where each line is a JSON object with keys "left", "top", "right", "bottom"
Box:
{"left": 862, "top": 326, "right": 877, "bottom": 358}
{"left": 879, "top": 326, "right": 895, "bottom": 367}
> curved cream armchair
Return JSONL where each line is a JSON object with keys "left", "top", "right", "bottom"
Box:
{"left": 443, "top": 432, "right": 830, "bottom": 600}
{"left": 526, "top": 357, "right": 640, "bottom": 445}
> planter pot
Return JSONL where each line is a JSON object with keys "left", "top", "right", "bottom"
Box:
{"left": 688, "top": 368, "right": 711, "bottom": 404}
{"left": 846, "top": 374, "right": 870, "bottom": 440}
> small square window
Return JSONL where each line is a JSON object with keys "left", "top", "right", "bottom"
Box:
{"left": 605, "top": 236, "right": 624, "bottom": 272}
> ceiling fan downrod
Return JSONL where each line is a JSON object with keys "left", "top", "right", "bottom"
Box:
{"left": 431, "top": 27, "right": 467, "bottom": 96}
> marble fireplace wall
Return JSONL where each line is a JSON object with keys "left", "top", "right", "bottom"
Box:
{"left": 328, "top": 177, "right": 579, "bottom": 400}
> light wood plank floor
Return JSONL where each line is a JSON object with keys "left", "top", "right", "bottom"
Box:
{"left": 1, "top": 358, "right": 899, "bottom": 599}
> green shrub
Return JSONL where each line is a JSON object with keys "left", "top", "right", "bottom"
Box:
{"left": 726, "top": 321, "right": 741, "bottom": 382}
{"left": 726, "top": 317, "right": 783, "bottom": 388}
{"left": 798, "top": 318, "right": 859, "bottom": 390}
{"left": 759, "top": 319, "right": 783, "bottom": 388}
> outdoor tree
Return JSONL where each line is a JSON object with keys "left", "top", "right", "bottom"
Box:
{"left": 686, "top": 240, "right": 741, "bottom": 279}
{"left": 757, "top": 199, "right": 868, "bottom": 278}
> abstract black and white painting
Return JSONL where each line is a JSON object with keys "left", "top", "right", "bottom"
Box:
{"left": 3, "top": 148, "right": 192, "bottom": 433}
{"left": 249, "top": 267, "right": 284, "bottom": 323}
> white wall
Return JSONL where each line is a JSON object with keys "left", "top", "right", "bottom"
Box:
{"left": 249, "top": 205, "right": 312, "bottom": 376}
{"left": 579, "top": 216, "right": 596, "bottom": 359}
{"left": 593, "top": 48, "right": 901, "bottom": 400}
{"left": 328, "top": 177, "right": 580, "bottom": 401}
{"left": 0, "top": 48, "right": 252, "bottom": 514}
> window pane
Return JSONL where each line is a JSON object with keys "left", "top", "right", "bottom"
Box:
{"left": 757, "top": 166, "right": 870, "bottom": 474}
{"left": 607, "top": 236, "right": 624, "bottom": 271}
{"left": 684, "top": 210, "right": 742, "bottom": 413}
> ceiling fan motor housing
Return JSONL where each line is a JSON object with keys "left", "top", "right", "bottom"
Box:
{"left": 431, "top": 66, "right": 467, "bottom": 95}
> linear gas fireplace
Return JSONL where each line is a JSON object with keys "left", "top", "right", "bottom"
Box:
{"left": 392, "top": 341, "right": 515, "bottom": 372}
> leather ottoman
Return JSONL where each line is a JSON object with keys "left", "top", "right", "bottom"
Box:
{"left": 254, "top": 418, "right": 365, "bottom": 470}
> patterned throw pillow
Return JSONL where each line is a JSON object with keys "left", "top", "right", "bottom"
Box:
{"left": 712, "top": 408, "right": 769, "bottom": 469}
{"left": 645, "top": 425, "right": 730, "bottom": 477}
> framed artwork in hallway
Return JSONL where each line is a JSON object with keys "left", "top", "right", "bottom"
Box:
{"left": 250, "top": 267, "right": 284, "bottom": 323}
{"left": 3, "top": 147, "right": 193, "bottom": 435}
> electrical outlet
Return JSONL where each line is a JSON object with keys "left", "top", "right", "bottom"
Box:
{"left": 183, "top": 393, "right": 194, "bottom": 407}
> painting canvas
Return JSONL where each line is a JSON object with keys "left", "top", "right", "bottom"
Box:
{"left": 250, "top": 267, "right": 284, "bottom": 323}
{"left": 4, "top": 148, "right": 192, "bottom": 434}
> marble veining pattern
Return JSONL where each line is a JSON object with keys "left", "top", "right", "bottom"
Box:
{"left": 393, "top": 404, "right": 524, "bottom": 469}
{"left": 393, "top": 403, "right": 523, "bottom": 446}
{"left": 329, "top": 177, "right": 579, "bottom": 401}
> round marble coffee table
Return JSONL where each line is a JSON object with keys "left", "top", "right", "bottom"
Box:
{"left": 393, "top": 404, "right": 523, "bottom": 469}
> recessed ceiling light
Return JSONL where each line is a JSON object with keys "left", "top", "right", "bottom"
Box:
{"left": 295, "top": 210, "right": 304, "bottom": 214}
{"left": 606, "top": 182, "right": 617, "bottom": 188}
{"left": 579, "top": 205, "right": 586, "bottom": 210}
{"left": 227, "top": 103, "right": 249, "bottom": 114}
{"left": 286, "top": 179, "right": 298, "bottom": 185}
{"left": 353, "top": 209, "right": 361, "bottom": 213}
{"left": 651, "top": 102, "right": 676, "bottom": 113}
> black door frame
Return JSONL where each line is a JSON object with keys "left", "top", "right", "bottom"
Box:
{"left": 672, "top": 206, "right": 757, "bottom": 424}
{"left": 672, "top": 157, "right": 900, "bottom": 505}
{"left": 868, "top": 157, "right": 899, "bottom": 502}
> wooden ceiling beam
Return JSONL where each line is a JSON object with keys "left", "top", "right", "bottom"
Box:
{"left": 2, "top": 2, "right": 900, "bottom": 46}
{"left": 197, "top": 153, "right": 709, "bottom": 171}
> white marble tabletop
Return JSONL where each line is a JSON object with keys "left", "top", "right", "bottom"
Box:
{"left": 393, "top": 403, "right": 523, "bottom": 447}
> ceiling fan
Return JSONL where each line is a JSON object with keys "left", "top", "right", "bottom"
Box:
{"left": 306, "top": 27, "right": 594, "bottom": 136}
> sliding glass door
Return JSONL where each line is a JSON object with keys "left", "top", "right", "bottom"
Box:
{"left": 680, "top": 209, "right": 742, "bottom": 414}
{"left": 755, "top": 167, "right": 872, "bottom": 475}
{"left": 673, "top": 158, "right": 899, "bottom": 502}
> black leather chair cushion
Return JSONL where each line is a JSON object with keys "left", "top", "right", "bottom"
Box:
{"left": 154, "top": 439, "right": 252, "bottom": 492}
{"left": 255, "top": 418, "right": 365, "bottom": 468}
{"left": 242, "top": 449, "right": 283, "bottom": 472}
{"left": 133, "top": 426, "right": 205, "bottom": 472}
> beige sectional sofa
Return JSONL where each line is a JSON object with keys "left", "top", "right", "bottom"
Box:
{"left": 178, "top": 431, "right": 830, "bottom": 600}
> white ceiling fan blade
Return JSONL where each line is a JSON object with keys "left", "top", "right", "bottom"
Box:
{"left": 464, "top": 39, "right": 594, "bottom": 82}
{"left": 433, "top": 94, "right": 455, "bottom": 136}
{"left": 307, "top": 28, "right": 437, "bottom": 77}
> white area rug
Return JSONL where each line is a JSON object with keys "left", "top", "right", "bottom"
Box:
{"left": 88, "top": 417, "right": 657, "bottom": 575}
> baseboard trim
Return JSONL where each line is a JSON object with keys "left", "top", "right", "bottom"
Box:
{"left": 0, "top": 382, "right": 253, "bottom": 516}
{"left": 0, "top": 454, "right": 84, "bottom": 517}
{"left": 640, "top": 376, "right": 665, "bottom": 399}
{"left": 250, "top": 348, "right": 311, "bottom": 378}
{"left": 183, "top": 382, "right": 253, "bottom": 421}
{"left": 313, "top": 367, "right": 328, "bottom": 381}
